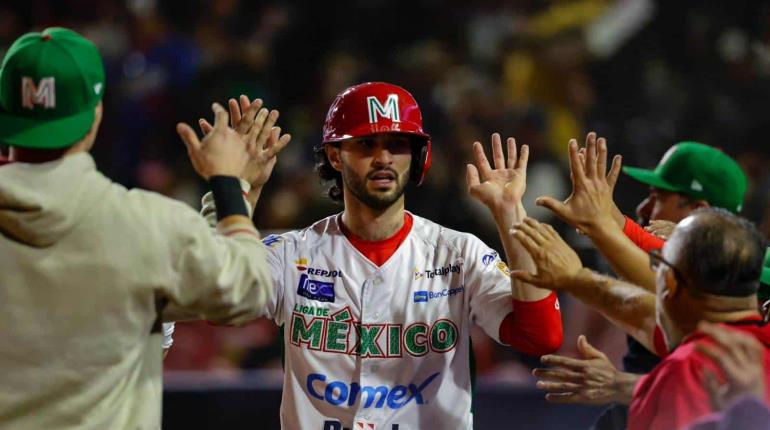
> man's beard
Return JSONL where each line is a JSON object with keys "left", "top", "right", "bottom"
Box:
{"left": 342, "top": 163, "right": 409, "bottom": 211}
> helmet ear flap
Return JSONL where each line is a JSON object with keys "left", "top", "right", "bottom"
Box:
{"left": 411, "top": 139, "right": 432, "bottom": 185}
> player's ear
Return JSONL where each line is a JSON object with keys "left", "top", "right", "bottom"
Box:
{"left": 325, "top": 143, "right": 343, "bottom": 172}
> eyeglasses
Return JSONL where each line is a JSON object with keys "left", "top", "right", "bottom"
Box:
{"left": 649, "top": 248, "right": 689, "bottom": 286}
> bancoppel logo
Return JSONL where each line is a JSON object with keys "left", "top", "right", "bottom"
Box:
{"left": 323, "top": 421, "right": 402, "bottom": 430}
{"left": 297, "top": 274, "right": 335, "bottom": 303}
{"left": 413, "top": 286, "right": 465, "bottom": 303}
{"left": 413, "top": 291, "right": 428, "bottom": 303}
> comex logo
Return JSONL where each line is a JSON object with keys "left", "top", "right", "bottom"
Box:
{"left": 308, "top": 372, "right": 440, "bottom": 410}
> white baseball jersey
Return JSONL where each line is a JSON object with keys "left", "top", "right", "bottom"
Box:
{"left": 261, "top": 212, "right": 515, "bottom": 430}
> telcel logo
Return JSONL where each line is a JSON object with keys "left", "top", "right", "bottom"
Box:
{"left": 307, "top": 372, "right": 440, "bottom": 409}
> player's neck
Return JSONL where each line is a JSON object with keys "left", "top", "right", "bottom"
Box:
{"left": 341, "top": 195, "right": 405, "bottom": 242}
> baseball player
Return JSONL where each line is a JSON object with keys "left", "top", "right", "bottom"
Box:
{"left": 0, "top": 28, "right": 285, "bottom": 429}
{"left": 194, "top": 82, "right": 563, "bottom": 429}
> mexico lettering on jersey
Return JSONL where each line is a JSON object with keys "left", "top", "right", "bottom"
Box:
{"left": 260, "top": 212, "right": 514, "bottom": 430}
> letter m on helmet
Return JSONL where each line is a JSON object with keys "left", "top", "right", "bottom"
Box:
{"left": 367, "top": 94, "right": 400, "bottom": 124}
{"left": 21, "top": 77, "right": 56, "bottom": 109}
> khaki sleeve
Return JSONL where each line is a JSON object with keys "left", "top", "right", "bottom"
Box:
{"left": 146, "top": 192, "right": 271, "bottom": 326}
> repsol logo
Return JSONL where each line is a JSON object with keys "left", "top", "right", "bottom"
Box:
{"left": 307, "top": 268, "right": 343, "bottom": 278}
{"left": 307, "top": 372, "right": 440, "bottom": 409}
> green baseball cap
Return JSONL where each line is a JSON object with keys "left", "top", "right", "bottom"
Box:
{"left": 0, "top": 27, "right": 105, "bottom": 149}
{"left": 622, "top": 142, "right": 747, "bottom": 213}
{"left": 760, "top": 248, "right": 770, "bottom": 302}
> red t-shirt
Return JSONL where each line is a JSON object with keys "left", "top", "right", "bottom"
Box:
{"left": 623, "top": 216, "right": 665, "bottom": 253}
{"left": 340, "top": 212, "right": 562, "bottom": 356}
{"left": 629, "top": 318, "right": 770, "bottom": 430}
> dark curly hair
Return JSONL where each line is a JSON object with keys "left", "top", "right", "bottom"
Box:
{"left": 314, "top": 144, "right": 344, "bottom": 202}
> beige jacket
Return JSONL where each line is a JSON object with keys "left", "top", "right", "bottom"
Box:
{"left": 0, "top": 153, "right": 271, "bottom": 429}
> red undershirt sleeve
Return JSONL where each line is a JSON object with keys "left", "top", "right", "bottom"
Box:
{"left": 623, "top": 216, "right": 665, "bottom": 252}
{"left": 498, "top": 293, "right": 563, "bottom": 355}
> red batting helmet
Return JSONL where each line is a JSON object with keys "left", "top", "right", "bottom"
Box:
{"left": 320, "top": 82, "right": 432, "bottom": 186}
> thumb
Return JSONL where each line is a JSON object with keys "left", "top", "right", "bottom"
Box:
{"left": 577, "top": 335, "right": 606, "bottom": 359}
{"left": 177, "top": 123, "right": 201, "bottom": 153}
{"left": 512, "top": 270, "right": 544, "bottom": 287}
{"left": 536, "top": 196, "right": 571, "bottom": 221}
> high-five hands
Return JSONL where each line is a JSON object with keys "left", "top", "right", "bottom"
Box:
{"left": 533, "top": 335, "right": 639, "bottom": 405}
{"left": 509, "top": 217, "right": 584, "bottom": 291}
{"left": 536, "top": 132, "right": 622, "bottom": 235}
{"left": 199, "top": 95, "right": 291, "bottom": 190}
{"left": 466, "top": 133, "right": 529, "bottom": 219}
{"left": 177, "top": 103, "right": 251, "bottom": 180}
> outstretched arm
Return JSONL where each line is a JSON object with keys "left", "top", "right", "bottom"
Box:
{"left": 535, "top": 133, "right": 656, "bottom": 292}
{"left": 466, "top": 133, "right": 551, "bottom": 302}
{"left": 510, "top": 217, "right": 658, "bottom": 352}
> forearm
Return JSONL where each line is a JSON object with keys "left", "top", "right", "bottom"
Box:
{"left": 568, "top": 269, "right": 657, "bottom": 351}
{"left": 587, "top": 225, "right": 656, "bottom": 292}
{"left": 496, "top": 203, "right": 552, "bottom": 301}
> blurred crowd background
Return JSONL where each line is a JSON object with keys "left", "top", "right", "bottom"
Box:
{"left": 5, "top": 0, "right": 770, "bottom": 386}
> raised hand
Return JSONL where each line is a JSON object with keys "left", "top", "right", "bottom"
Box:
{"left": 696, "top": 321, "right": 767, "bottom": 411}
{"left": 533, "top": 335, "right": 639, "bottom": 405}
{"left": 466, "top": 133, "right": 529, "bottom": 219}
{"left": 509, "top": 217, "right": 584, "bottom": 291}
{"left": 199, "top": 95, "right": 291, "bottom": 191}
{"left": 177, "top": 103, "right": 250, "bottom": 180}
{"left": 645, "top": 220, "right": 676, "bottom": 240}
{"left": 536, "top": 132, "right": 622, "bottom": 235}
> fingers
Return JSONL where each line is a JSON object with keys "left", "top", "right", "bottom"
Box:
{"left": 176, "top": 122, "right": 202, "bottom": 153}
{"left": 510, "top": 270, "right": 543, "bottom": 286}
{"left": 540, "top": 354, "right": 589, "bottom": 372}
{"left": 212, "top": 103, "right": 229, "bottom": 130}
{"left": 537, "top": 381, "right": 582, "bottom": 392}
{"left": 509, "top": 226, "right": 540, "bottom": 256}
{"left": 228, "top": 98, "right": 241, "bottom": 128}
{"left": 198, "top": 119, "right": 214, "bottom": 135}
{"left": 472, "top": 141, "right": 493, "bottom": 180}
{"left": 507, "top": 137, "right": 517, "bottom": 168}
{"left": 491, "top": 133, "right": 505, "bottom": 170}
{"left": 607, "top": 154, "right": 622, "bottom": 189}
{"left": 596, "top": 137, "right": 607, "bottom": 177}
{"left": 567, "top": 139, "right": 586, "bottom": 184}
{"left": 516, "top": 218, "right": 549, "bottom": 246}
{"left": 236, "top": 99, "right": 264, "bottom": 135}
{"left": 264, "top": 129, "right": 292, "bottom": 158}
{"left": 533, "top": 368, "right": 585, "bottom": 384}
{"left": 256, "top": 110, "right": 280, "bottom": 150}
{"left": 535, "top": 196, "right": 571, "bottom": 223}
{"left": 702, "top": 367, "right": 724, "bottom": 410}
{"left": 246, "top": 108, "right": 270, "bottom": 145}
{"left": 585, "top": 132, "right": 597, "bottom": 178}
{"left": 544, "top": 392, "right": 584, "bottom": 404}
{"left": 239, "top": 94, "right": 251, "bottom": 113}
{"left": 517, "top": 143, "right": 529, "bottom": 171}
{"left": 577, "top": 335, "right": 607, "bottom": 360}
{"left": 466, "top": 164, "right": 481, "bottom": 191}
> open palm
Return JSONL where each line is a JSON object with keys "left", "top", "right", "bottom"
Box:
{"left": 466, "top": 133, "right": 529, "bottom": 212}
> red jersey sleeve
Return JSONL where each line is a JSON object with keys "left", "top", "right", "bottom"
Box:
{"left": 623, "top": 216, "right": 665, "bottom": 253}
{"left": 498, "top": 293, "right": 563, "bottom": 355}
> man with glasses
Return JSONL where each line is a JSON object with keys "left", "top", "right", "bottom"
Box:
{"left": 509, "top": 207, "right": 769, "bottom": 430}
{"left": 532, "top": 134, "right": 748, "bottom": 429}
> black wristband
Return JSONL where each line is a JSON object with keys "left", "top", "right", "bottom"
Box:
{"left": 209, "top": 176, "right": 248, "bottom": 221}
